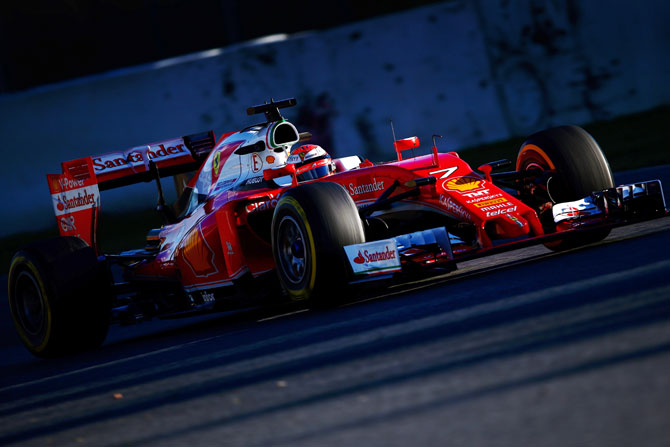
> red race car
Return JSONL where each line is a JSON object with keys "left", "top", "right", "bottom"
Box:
{"left": 8, "top": 98, "right": 668, "bottom": 357}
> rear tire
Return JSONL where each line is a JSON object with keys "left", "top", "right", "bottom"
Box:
{"left": 271, "top": 182, "right": 365, "bottom": 303}
{"left": 8, "top": 237, "right": 111, "bottom": 357}
{"left": 517, "top": 125, "right": 614, "bottom": 250}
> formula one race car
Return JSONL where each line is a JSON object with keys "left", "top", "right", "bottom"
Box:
{"left": 8, "top": 98, "right": 668, "bottom": 357}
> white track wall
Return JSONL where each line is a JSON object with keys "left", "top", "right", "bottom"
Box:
{"left": 1, "top": 0, "right": 668, "bottom": 235}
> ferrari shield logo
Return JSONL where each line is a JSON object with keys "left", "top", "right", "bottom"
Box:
{"left": 213, "top": 152, "right": 221, "bottom": 176}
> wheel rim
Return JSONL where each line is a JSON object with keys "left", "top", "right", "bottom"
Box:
{"left": 14, "top": 271, "right": 46, "bottom": 336}
{"left": 520, "top": 149, "right": 565, "bottom": 204}
{"left": 520, "top": 148, "right": 567, "bottom": 248}
{"left": 521, "top": 150, "right": 551, "bottom": 172}
{"left": 276, "top": 215, "right": 308, "bottom": 285}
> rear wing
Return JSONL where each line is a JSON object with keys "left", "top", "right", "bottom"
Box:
{"left": 90, "top": 131, "right": 215, "bottom": 190}
{"left": 46, "top": 131, "right": 216, "bottom": 250}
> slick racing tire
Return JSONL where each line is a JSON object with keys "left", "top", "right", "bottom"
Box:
{"left": 271, "top": 181, "right": 365, "bottom": 303}
{"left": 8, "top": 237, "right": 111, "bottom": 357}
{"left": 517, "top": 125, "right": 614, "bottom": 251}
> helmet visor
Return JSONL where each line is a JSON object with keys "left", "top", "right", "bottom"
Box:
{"left": 297, "top": 163, "right": 332, "bottom": 182}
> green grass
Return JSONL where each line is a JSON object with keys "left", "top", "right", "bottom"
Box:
{"left": 2, "top": 105, "right": 668, "bottom": 273}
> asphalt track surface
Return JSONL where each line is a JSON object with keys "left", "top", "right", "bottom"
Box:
{"left": 1, "top": 166, "right": 669, "bottom": 446}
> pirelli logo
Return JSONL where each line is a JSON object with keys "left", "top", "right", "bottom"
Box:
{"left": 474, "top": 197, "right": 508, "bottom": 208}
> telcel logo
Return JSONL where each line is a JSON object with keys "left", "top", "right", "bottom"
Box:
{"left": 486, "top": 206, "right": 517, "bottom": 217}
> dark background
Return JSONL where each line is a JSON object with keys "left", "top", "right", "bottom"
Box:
{"left": 0, "top": 0, "right": 439, "bottom": 93}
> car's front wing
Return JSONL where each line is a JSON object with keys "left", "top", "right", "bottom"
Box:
{"left": 343, "top": 180, "right": 668, "bottom": 282}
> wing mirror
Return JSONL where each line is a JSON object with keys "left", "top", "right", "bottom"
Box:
{"left": 264, "top": 164, "right": 297, "bottom": 186}
{"left": 234, "top": 141, "right": 266, "bottom": 155}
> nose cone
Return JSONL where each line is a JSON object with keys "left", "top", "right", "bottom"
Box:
{"left": 492, "top": 213, "right": 529, "bottom": 239}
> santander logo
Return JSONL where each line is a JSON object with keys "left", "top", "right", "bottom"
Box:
{"left": 344, "top": 240, "right": 401, "bottom": 275}
{"left": 359, "top": 247, "right": 397, "bottom": 263}
{"left": 93, "top": 142, "right": 188, "bottom": 173}
{"left": 348, "top": 177, "right": 385, "bottom": 196}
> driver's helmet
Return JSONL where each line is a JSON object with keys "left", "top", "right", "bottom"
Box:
{"left": 287, "top": 144, "right": 335, "bottom": 182}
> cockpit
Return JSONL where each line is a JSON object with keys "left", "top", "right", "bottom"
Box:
{"left": 171, "top": 99, "right": 304, "bottom": 220}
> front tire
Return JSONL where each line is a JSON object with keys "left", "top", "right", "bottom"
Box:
{"left": 8, "top": 237, "right": 111, "bottom": 357}
{"left": 517, "top": 125, "right": 614, "bottom": 250}
{"left": 271, "top": 182, "right": 365, "bottom": 303}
